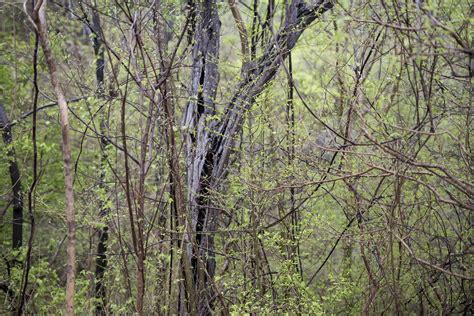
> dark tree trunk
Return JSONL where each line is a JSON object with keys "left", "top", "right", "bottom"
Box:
{"left": 0, "top": 104, "right": 23, "bottom": 250}
{"left": 90, "top": 10, "right": 109, "bottom": 315}
{"left": 94, "top": 131, "right": 109, "bottom": 316}
{"left": 182, "top": 0, "right": 333, "bottom": 313}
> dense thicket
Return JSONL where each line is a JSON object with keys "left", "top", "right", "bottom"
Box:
{"left": 0, "top": 0, "right": 472, "bottom": 314}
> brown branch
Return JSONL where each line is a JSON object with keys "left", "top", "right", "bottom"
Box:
{"left": 228, "top": 0, "right": 249, "bottom": 61}
{"left": 395, "top": 234, "right": 474, "bottom": 281}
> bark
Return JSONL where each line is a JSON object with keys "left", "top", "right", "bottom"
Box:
{"left": 30, "top": 1, "right": 76, "bottom": 314}
{"left": 90, "top": 9, "right": 108, "bottom": 316}
{"left": 182, "top": 0, "right": 221, "bottom": 313}
{"left": 203, "top": 0, "right": 334, "bottom": 186}
{"left": 182, "top": 0, "right": 334, "bottom": 313}
{"left": 0, "top": 104, "right": 23, "bottom": 250}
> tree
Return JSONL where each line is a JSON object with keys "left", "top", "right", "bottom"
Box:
{"left": 30, "top": 1, "right": 76, "bottom": 314}
{"left": 0, "top": 104, "right": 23, "bottom": 250}
{"left": 182, "top": 0, "right": 334, "bottom": 312}
{"left": 0, "top": 0, "right": 472, "bottom": 314}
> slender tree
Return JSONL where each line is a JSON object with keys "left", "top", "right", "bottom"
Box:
{"left": 89, "top": 7, "right": 109, "bottom": 315}
{"left": 30, "top": 1, "right": 76, "bottom": 314}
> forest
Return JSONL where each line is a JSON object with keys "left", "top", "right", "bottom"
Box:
{"left": 0, "top": 0, "right": 472, "bottom": 314}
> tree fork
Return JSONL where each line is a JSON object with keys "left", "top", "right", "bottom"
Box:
{"left": 183, "top": 0, "right": 334, "bottom": 313}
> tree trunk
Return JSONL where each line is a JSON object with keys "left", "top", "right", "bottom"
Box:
{"left": 31, "top": 1, "right": 76, "bottom": 314}
{"left": 90, "top": 8, "right": 109, "bottom": 315}
{"left": 182, "top": 0, "right": 221, "bottom": 313}
{"left": 182, "top": 0, "right": 333, "bottom": 313}
{"left": 0, "top": 104, "right": 23, "bottom": 250}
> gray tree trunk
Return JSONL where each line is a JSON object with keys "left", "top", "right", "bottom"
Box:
{"left": 182, "top": 1, "right": 221, "bottom": 313}
{"left": 182, "top": 0, "right": 334, "bottom": 313}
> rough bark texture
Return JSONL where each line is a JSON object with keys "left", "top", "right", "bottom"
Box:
{"left": 31, "top": 1, "right": 76, "bottom": 314}
{"left": 181, "top": 0, "right": 221, "bottom": 313}
{"left": 0, "top": 104, "right": 23, "bottom": 249}
{"left": 182, "top": 0, "right": 333, "bottom": 313}
{"left": 90, "top": 8, "right": 109, "bottom": 316}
